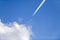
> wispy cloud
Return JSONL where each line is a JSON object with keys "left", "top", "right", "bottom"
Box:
{"left": 32, "top": 0, "right": 46, "bottom": 16}
{"left": 0, "top": 20, "right": 32, "bottom": 40}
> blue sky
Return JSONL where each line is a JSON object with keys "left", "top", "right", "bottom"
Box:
{"left": 0, "top": 0, "right": 60, "bottom": 40}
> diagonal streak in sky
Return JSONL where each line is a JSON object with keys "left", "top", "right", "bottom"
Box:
{"left": 32, "top": 0, "right": 46, "bottom": 16}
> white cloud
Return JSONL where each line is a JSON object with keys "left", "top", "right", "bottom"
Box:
{"left": 18, "top": 17, "right": 23, "bottom": 23}
{"left": 0, "top": 20, "right": 32, "bottom": 40}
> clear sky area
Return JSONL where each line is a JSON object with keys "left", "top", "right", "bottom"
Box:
{"left": 0, "top": 0, "right": 60, "bottom": 40}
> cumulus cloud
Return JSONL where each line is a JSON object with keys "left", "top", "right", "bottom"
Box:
{"left": 0, "top": 20, "right": 32, "bottom": 40}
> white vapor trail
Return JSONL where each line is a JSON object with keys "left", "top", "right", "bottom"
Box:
{"left": 32, "top": 0, "right": 46, "bottom": 16}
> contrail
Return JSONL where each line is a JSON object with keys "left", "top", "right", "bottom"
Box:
{"left": 32, "top": 0, "right": 46, "bottom": 16}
